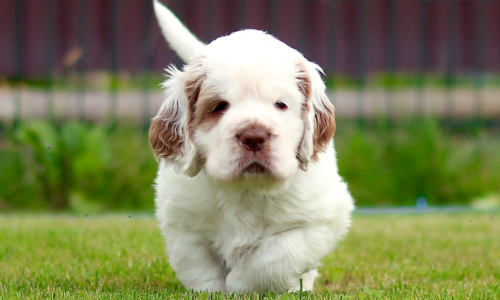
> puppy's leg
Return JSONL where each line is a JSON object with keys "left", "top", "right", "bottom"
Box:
{"left": 225, "top": 225, "right": 334, "bottom": 293}
{"left": 289, "top": 269, "right": 319, "bottom": 292}
{"left": 166, "top": 233, "right": 227, "bottom": 292}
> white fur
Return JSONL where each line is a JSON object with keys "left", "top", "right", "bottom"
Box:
{"left": 152, "top": 1, "right": 354, "bottom": 294}
{"left": 153, "top": 0, "right": 205, "bottom": 63}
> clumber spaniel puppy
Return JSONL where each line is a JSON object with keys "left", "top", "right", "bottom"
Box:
{"left": 149, "top": 0, "right": 354, "bottom": 293}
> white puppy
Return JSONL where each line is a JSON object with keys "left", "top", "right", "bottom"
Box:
{"left": 149, "top": 0, "right": 354, "bottom": 293}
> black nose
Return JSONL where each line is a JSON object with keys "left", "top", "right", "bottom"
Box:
{"left": 237, "top": 130, "right": 269, "bottom": 152}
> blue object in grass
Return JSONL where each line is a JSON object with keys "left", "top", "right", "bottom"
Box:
{"left": 416, "top": 196, "right": 428, "bottom": 210}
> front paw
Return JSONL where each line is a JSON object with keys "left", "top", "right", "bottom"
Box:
{"left": 185, "top": 278, "right": 226, "bottom": 293}
{"left": 209, "top": 278, "right": 227, "bottom": 293}
{"left": 225, "top": 270, "right": 251, "bottom": 294}
{"left": 225, "top": 269, "right": 297, "bottom": 294}
{"left": 288, "top": 269, "right": 318, "bottom": 292}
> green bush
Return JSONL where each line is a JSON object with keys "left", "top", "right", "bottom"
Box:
{"left": 336, "top": 119, "right": 500, "bottom": 206}
{"left": 0, "top": 122, "right": 157, "bottom": 212}
{"left": 1, "top": 119, "right": 499, "bottom": 211}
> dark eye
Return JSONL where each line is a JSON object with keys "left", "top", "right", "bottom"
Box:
{"left": 212, "top": 101, "right": 229, "bottom": 114}
{"left": 274, "top": 101, "right": 288, "bottom": 110}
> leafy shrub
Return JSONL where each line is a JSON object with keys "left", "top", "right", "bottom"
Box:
{"left": 1, "top": 119, "right": 499, "bottom": 211}
{"left": 0, "top": 121, "right": 157, "bottom": 212}
{"left": 336, "top": 119, "right": 500, "bottom": 206}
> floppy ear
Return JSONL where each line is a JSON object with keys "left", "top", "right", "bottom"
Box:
{"left": 149, "top": 57, "right": 206, "bottom": 176}
{"left": 296, "top": 62, "right": 336, "bottom": 171}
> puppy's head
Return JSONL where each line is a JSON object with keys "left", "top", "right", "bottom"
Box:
{"left": 150, "top": 30, "right": 335, "bottom": 185}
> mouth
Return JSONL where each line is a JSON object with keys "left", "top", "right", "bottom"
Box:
{"left": 241, "top": 161, "right": 268, "bottom": 174}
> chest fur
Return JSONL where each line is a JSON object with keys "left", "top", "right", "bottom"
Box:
{"left": 206, "top": 192, "right": 299, "bottom": 266}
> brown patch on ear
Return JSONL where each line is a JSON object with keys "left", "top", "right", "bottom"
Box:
{"left": 184, "top": 57, "right": 207, "bottom": 135}
{"left": 149, "top": 56, "right": 207, "bottom": 161}
{"left": 296, "top": 62, "right": 336, "bottom": 162}
{"left": 296, "top": 63, "right": 312, "bottom": 117}
{"left": 296, "top": 63, "right": 314, "bottom": 169}
{"left": 297, "top": 72, "right": 311, "bottom": 101}
{"left": 312, "top": 94, "right": 336, "bottom": 161}
{"left": 149, "top": 118, "right": 183, "bottom": 160}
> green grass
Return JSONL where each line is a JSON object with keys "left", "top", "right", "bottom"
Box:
{"left": 1, "top": 213, "right": 499, "bottom": 299}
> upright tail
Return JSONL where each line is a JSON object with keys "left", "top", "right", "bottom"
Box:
{"left": 153, "top": 0, "right": 206, "bottom": 63}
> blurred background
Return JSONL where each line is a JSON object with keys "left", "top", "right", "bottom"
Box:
{"left": 0, "top": 0, "right": 499, "bottom": 212}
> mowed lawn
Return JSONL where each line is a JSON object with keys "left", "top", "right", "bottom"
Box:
{"left": 1, "top": 213, "right": 499, "bottom": 299}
